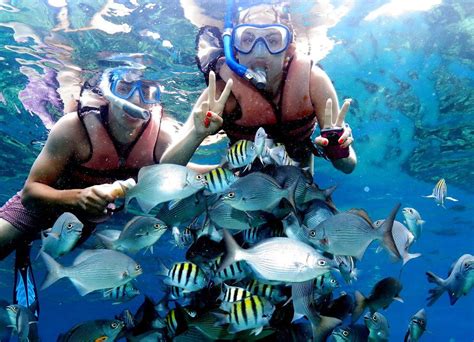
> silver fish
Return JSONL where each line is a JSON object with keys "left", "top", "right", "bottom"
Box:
{"left": 38, "top": 212, "right": 83, "bottom": 259}
{"left": 373, "top": 219, "right": 421, "bottom": 265}
{"left": 219, "top": 229, "right": 337, "bottom": 283}
{"left": 331, "top": 324, "right": 369, "bottom": 342}
{"left": 254, "top": 127, "right": 268, "bottom": 160}
{"left": 303, "top": 199, "right": 336, "bottom": 228}
{"left": 125, "top": 164, "right": 207, "bottom": 214}
{"left": 208, "top": 200, "right": 266, "bottom": 230}
{"left": 364, "top": 312, "right": 390, "bottom": 341}
{"left": 222, "top": 172, "right": 296, "bottom": 212}
{"left": 57, "top": 319, "right": 124, "bottom": 342}
{"left": 422, "top": 178, "right": 458, "bottom": 208}
{"left": 426, "top": 253, "right": 474, "bottom": 305}
{"left": 291, "top": 280, "right": 342, "bottom": 342}
{"left": 404, "top": 308, "right": 427, "bottom": 342}
{"left": 96, "top": 216, "right": 167, "bottom": 254}
{"left": 306, "top": 204, "right": 401, "bottom": 260}
{"left": 402, "top": 207, "right": 425, "bottom": 241}
{"left": 40, "top": 249, "right": 143, "bottom": 296}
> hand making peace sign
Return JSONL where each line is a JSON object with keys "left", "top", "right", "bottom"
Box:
{"left": 314, "top": 98, "right": 354, "bottom": 149}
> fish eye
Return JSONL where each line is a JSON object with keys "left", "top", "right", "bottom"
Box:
{"left": 154, "top": 223, "right": 162, "bottom": 229}
{"left": 317, "top": 259, "right": 326, "bottom": 266}
{"left": 309, "top": 230, "right": 316, "bottom": 238}
{"left": 342, "top": 330, "right": 349, "bottom": 337}
{"left": 111, "top": 322, "right": 118, "bottom": 328}
{"left": 250, "top": 145, "right": 255, "bottom": 150}
{"left": 227, "top": 192, "right": 235, "bottom": 198}
{"left": 464, "top": 262, "right": 469, "bottom": 268}
{"left": 196, "top": 174, "right": 204, "bottom": 180}
{"left": 409, "top": 209, "right": 414, "bottom": 213}
{"left": 135, "top": 264, "right": 142, "bottom": 271}
{"left": 372, "top": 314, "right": 378, "bottom": 321}
{"left": 67, "top": 223, "right": 74, "bottom": 229}
{"left": 330, "top": 279, "right": 336, "bottom": 284}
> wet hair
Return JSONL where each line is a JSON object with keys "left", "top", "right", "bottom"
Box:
{"left": 237, "top": 3, "right": 295, "bottom": 42}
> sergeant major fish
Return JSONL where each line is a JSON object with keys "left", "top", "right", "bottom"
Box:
{"left": 204, "top": 167, "right": 236, "bottom": 194}
{"left": 422, "top": 178, "right": 458, "bottom": 208}
{"left": 103, "top": 282, "right": 140, "bottom": 304}
{"left": 159, "top": 261, "right": 208, "bottom": 292}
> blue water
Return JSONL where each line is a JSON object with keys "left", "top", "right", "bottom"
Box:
{"left": 0, "top": 0, "right": 473, "bottom": 341}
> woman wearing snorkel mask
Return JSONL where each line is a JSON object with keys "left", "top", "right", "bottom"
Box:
{"left": 190, "top": 3, "right": 357, "bottom": 173}
{"left": 0, "top": 66, "right": 230, "bottom": 261}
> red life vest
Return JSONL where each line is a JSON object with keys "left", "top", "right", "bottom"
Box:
{"left": 218, "top": 52, "right": 317, "bottom": 159}
{"left": 65, "top": 106, "right": 162, "bottom": 187}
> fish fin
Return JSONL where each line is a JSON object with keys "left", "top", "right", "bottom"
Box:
{"left": 312, "top": 315, "right": 342, "bottom": 342}
{"left": 48, "top": 232, "right": 60, "bottom": 240}
{"left": 323, "top": 185, "right": 337, "bottom": 198}
{"left": 402, "top": 253, "right": 421, "bottom": 266}
{"left": 379, "top": 203, "right": 401, "bottom": 259}
{"left": 251, "top": 326, "right": 263, "bottom": 336}
{"left": 285, "top": 181, "right": 298, "bottom": 212}
{"left": 218, "top": 229, "right": 245, "bottom": 273}
{"left": 349, "top": 209, "right": 373, "bottom": 225}
{"left": 426, "top": 271, "right": 446, "bottom": 306}
{"left": 39, "top": 251, "right": 65, "bottom": 290}
{"left": 375, "top": 246, "right": 383, "bottom": 254}
{"left": 291, "top": 313, "right": 304, "bottom": 323}
{"left": 422, "top": 194, "right": 435, "bottom": 198}
{"left": 404, "top": 329, "right": 410, "bottom": 342}
{"left": 156, "top": 260, "right": 170, "bottom": 277}
{"left": 211, "top": 312, "right": 229, "bottom": 326}
{"left": 394, "top": 296, "right": 404, "bottom": 303}
{"left": 446, "top": 196, "right": 458, "bottom": 202}
{"left": 282, "top": 296, "right": 292, "bottom": 307}
{"left": 69, "top": 278, "right": 92, "bottom": 296}
{"left": 449, "top": 294, "right": 459, "bottom": 305}
{"left": 95, "top": 230, "right": 120, "bottom": 250}
{"left": 352, "top": 290, "right": 366, "bottom": 323}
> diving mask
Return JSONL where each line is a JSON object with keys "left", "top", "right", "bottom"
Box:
{"left": 110, "top": 70, "right": 161, "bottom": 105}
{"left": 232, "top": 24, "right": 292, "bottom": 55}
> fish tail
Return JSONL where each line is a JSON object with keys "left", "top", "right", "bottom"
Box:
{"left": 211, "top": 311, "right": 229, "bottom": 327}
{"left": 379, "top": 203, "right": 401, "bottom": 259}
{"left": 403, "top": 252, "right": 422, "bottom": 266}
{"left": 95, "top": 232, "right": 117, "bottom": 250}
{"left": 285, "top": 181, "right": 297, "bottom": 211}
{"left": 39, "top": 251, "right": 65, "bottom": 290}
{"left": 352, "top": 290, "right": 366, "bottom": 323}
{"left": 218, "top": 229, "right": 245, "bottom": 273}
{"left": 324, "top": 185, "right": 337, "bottom": 198}
{"left": 311, "top": 315, "right": 341, "bottom": 342}
{"left": 426, "top": 271, "right": 446, "bottom": 306}
{"left": 404, "top": 329, "right": 411, "bottom": 342}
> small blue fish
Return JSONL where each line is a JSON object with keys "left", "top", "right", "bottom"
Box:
{"left": 422, "top": 178, "right": 458, "bottom": 208}
{"left": 404, "top": 308, "right": 427, "bottom": 342}
{"left": 402, "top": 207, "right": 425, "bottom": 241}
{"left": 364, "top": 312, "right": 390, "bottom": 341}
{"left": 38, "top": 212, "right": 83, "bottom": 259}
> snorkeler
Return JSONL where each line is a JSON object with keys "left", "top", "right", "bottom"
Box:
{"left": 0, "top": 66, "right": 232, "bottom": 316}
{"left": 190, "top": 2, "right": 357, "bottom": 173}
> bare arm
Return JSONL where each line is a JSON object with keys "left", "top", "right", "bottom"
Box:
{"left": 310, "top": 65, "right": 357, "bottom": 174}
{"left": 21, "top": 114, "right": 115, "bottom": 216}
{"left": 160, "top": 71, "right": 233, "bottom": 166}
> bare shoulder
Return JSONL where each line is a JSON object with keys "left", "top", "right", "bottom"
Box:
{"left": 310, "top": 64, "right": 332, "bottom": 83}
{"left": 46, "top": 112, "right": 89, "bottom": 159}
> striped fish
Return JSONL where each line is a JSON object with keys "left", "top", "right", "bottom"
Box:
{"left": 227, "top": 139, "right": 257, "bottom": 169}
{"left": 165, "top": 307, "right": 188, "bottom": 337}
{"left": 168, "top": 285, "right": 190, "bottom": 300}
{"left": 171, "top": 226, "right": 195, "bottom": 249}
{"left": 269, "top": 145, "right": 299, "bottom": 166}
{"left": 246, "top": 280, "right": 287, "bottom": 303}
{"left": 422, "top": 178, "right": 458, "bottom": 208}
{"left": 204, "top": 167, "right": 237, "bottom": 194}
{"left": 159, "top": 262, "right": 208, "bottom": 292}
{"left": 214, "top": 295, "right": 275, "bottom": 335}
{"left": 314, "top": 273, "right": 340, "bottom": 295}
{"left": 219, "top": 284, "right": 252, "bottom": 311}
{"left": 103, "top": 282, "right": 140, "bottom": 304}
{"left": 212, "top": 257, "right": 250, "bottom": 285}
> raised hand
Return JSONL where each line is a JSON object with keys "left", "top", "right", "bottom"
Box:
{"left": 193, "top": 71, "right": 233, "bottom": 137}
{"left": 314, "top": 98, "right": 354, "bottom": 149}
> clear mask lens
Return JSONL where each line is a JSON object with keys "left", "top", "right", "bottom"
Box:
{"left": 112, "top": 79, "right": 161, "bottom": 104}
{"left": 233, "top": 24, "right": 291, "bottom": 55}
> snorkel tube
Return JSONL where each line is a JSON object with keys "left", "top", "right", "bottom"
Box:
{"left": 99, "top": 68, "right": 151, "bottom": 121}
{"left": 223, "top": 0, "right": 267, "bottom": 90}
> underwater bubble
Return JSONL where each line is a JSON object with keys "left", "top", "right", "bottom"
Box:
{"left": 364, "top": 186, "right": 370, "bottom": 192}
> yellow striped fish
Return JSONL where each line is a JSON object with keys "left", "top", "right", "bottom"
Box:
{"left": 422, "top": 178, "right": 458, "bottom": 208}
{"left": 165, "top": 307, "right": 188, "bottom": 337}
{"left": 246, "top": 280, "right": 287, "bottom": 303}
{"left": 214, "top": 295, "right": 274, "bottom": 335}
{"left": 211, "top": 257, "right": 250, "bottom": 285}
{"left": 204, "top": 167, "right": 236, "bottom": 194}
{"left": 219, "top": 284, "right": 252, "bottom": 311}
{"left": 160, "top": 262, "right": 208, "bottom": 292}
{"left": 226, "top": 139, "right": 257, "bottom": 169}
